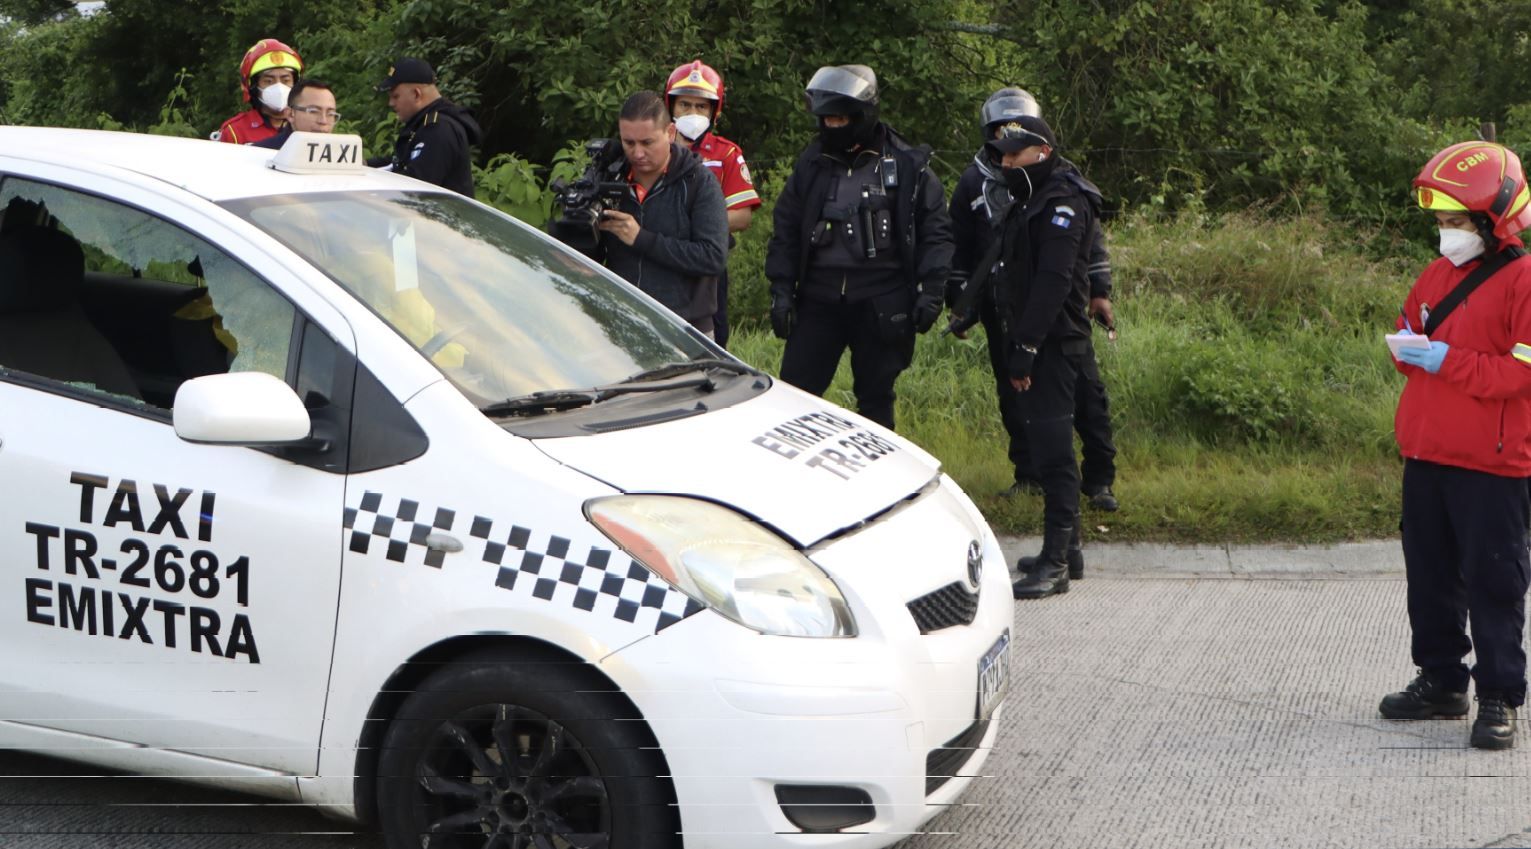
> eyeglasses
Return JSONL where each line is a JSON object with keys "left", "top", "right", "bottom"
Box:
{"left": 292, "top": 105, "right": 342, "bottom": 121}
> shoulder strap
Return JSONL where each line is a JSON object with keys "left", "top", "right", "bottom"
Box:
{"left": 1423, "top": 246, "right": 1528, "bottom": 336}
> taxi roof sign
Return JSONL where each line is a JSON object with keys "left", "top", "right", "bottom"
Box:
{"left": 270, "top": 132, "right": 366, "bottom": 174}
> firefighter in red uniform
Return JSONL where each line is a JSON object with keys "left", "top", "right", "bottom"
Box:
{"left": 665, "top": 60, "right": 761, "bottom": 348}
{"left": 212, "top": 38, "right": 303, "bottom": 145}
{"left": 1380, "top": 141, "right": 1531, "bottom": 750}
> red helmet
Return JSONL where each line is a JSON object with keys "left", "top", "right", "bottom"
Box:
{"left": 238, "top": 38, "right": 303, "bottom": 103}
{"left": 1414, "top": 141, "right": 1531, "bottom": 240}
{"left": 665, "top": 60, "right": 725, "bottom": 121}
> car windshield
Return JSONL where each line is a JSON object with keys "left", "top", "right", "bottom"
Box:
{"left": 219, "top": 191, "right": 710, "bottom": 407}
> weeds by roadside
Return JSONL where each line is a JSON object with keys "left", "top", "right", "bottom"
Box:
{"left": 727, "top": 211, "right": 1416, "bottom": 544}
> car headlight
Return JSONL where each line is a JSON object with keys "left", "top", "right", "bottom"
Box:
{"left": 585, "top": 495, "right": 856, "bottom": 638}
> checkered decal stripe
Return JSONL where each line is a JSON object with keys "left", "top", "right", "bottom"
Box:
{"left": 343, "top": 491, "right": 703, "bottom": 634}
{"left": 469, "top": 515, "right": 704, "bottom": 633}
{"left": 344, "top": 491, "right": 457, "bottom": 567}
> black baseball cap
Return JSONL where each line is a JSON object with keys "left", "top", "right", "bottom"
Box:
{"left": 376, "top": 57, "right": 435, "bottom": 91}
{"left": 986, "top": 114, "right": 1056, "bottom": 154}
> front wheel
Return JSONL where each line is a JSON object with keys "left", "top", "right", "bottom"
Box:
{"left": 376, "top": 655, "right": 680, "bottom": 849}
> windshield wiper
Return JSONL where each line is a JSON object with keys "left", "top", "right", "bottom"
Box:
{"left": 481, "top": 389, "right": 602, "bottom": 418}
{"left": 482, "top": 376, "right": 718, "bottom": 418}
{"left": 619, "top": 357, "right": 757, "bottom": 383}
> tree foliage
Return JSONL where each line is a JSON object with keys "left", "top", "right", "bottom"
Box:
{"left": 0, "top": 0, "right": 1524, "bottom": 226}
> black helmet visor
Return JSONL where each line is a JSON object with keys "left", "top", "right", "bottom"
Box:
{"left": 805, "top": 66, "right": 877, "bottom": 104}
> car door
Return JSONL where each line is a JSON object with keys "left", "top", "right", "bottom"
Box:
{"left": 0, "top": 170, "right": 351, "bottom": 775}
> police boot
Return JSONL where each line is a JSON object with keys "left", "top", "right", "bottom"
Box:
{"left": 1471, "top": 694, "right": 1517, "bottom": 750}
{"left": 1378, "top": 670, "right": 1469, "bottom": 720}
{"left": 1012, "top": 526, "right": 1073, "bottom": 599}
{"left": 1016, "top": 524, "right": 1084, "bottom": 580}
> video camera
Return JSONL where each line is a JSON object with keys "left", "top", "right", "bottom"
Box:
{"left": 549, "top": 139, "right": 628, "bottom": 252}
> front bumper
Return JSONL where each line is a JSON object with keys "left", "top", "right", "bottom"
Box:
{"left": 602, "top": 479, "right": 1012, "bottom": 848}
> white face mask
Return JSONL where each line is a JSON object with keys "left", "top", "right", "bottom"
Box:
{"left": 258, "top": 82, "right": 291, "bottom": 112}
{"left": 675, "top": 114, "right": 710, "bottom": 141}
{"left": 1439, "top": 226, "right": 1485, "bottom": 267}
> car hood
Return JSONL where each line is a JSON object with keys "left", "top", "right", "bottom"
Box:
{"left": 531, "top": 383, "right": 941, "bottom": 546}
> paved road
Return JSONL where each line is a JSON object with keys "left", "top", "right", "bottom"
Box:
{"left": 7, "top": 541, "right": 1531, "bottom": 848}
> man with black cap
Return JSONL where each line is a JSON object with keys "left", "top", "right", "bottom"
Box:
{"left": 764, "top": 64, "right": 952, "bottom": 431}
{"left": 370, "top": 57, "right": 482, "bottom": 197}
{"left": 951, "top": 113, "right": 1095, "bottom": 599}
{"left": 949, "top": 88, "right": 1121, "bottom": 517}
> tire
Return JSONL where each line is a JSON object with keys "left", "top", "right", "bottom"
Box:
{"left": 376, "top": 655, "right": 680, "bottom": 849}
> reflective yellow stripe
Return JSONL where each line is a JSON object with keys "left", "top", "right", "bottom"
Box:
{"left": 1514, "top": 343, "right": 1531, "bottom": 365}
{"left": 724, "top": 189, "right": 759, "bottom": 208}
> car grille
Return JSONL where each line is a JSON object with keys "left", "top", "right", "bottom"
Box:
{"left": 925, "top": 719, "right": 989, "bottom": 795}
{"left": 906, "top": 581, "right": 979, "bottom": 634}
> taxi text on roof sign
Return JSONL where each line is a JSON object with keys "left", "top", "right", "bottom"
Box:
{"left": 270, "top": 132, "right": 366, "bottom": 175}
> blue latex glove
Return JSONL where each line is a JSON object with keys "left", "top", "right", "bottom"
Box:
{"left": 1397, "top": 340, "right": 1449, "bottom": 373}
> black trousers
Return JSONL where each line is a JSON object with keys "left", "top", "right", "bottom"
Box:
{"left": 981, "top": 300, "right": 1116, "bottom": 490}
{"left": 1012, "top": 339, "right": 1083, "bottom": 535}
{"left": 780, "top": 296, "right": 913, "bottom": 430}
{"left": 1401, "top": 459, "right": 1531, "bottom": 706}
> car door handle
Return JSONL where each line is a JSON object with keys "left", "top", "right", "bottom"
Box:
{"left": 425, "top": 532, "right": 463, "bottom": 553}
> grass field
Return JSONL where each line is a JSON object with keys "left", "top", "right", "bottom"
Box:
{"left": 723, "top": 211, "right": 1426, "bottom": 544}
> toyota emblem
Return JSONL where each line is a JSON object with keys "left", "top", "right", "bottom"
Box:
{"left": 966, "top": 540, "right": 983, "bottom": 590}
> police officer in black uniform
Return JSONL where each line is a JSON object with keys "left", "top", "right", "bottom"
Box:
{"left": 949, "top": 88, "right": 1120, "bottom": 516}
{"left": 369, "top": 57, "right": 483, "bottom": 198}
{"left": 952, "top": 115, "right": 1093, "bottom": 599}
{"left": 766, "top": 64, "right": 953, "bottom": 430}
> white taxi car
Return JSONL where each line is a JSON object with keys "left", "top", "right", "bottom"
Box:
{"left": 0, "top": 127, "right": 1012, "bottom": 848}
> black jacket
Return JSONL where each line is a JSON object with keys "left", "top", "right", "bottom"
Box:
{"left": 993, "top": 164, "right": 1095, "bottom": 377}
{"left": 949, "top": 151, "right": 1112, "bottom": 302}
{"left": 250, "top": 127, "right": 291, "bottom": 150}
{"left": 766, "top": 124, "right": 952, "bottom": 302}
{"left": 369, "top": 98, "right": 482, "bottom": 198}
{"left": 589, "top": 143, "right": 729, "bottom": 327}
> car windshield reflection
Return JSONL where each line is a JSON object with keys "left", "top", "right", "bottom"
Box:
{"left": 220, "top": 191, "right": 711, "bottom": 407}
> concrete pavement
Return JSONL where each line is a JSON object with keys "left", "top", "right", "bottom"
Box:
{"left": 897, "top": 536, "right": 1531, "bottom": 849}
{"left": 12, "top": 537, "right": 1531, "bottom": 848}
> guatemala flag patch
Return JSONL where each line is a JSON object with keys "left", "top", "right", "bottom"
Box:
{"left": 1051, "top": 204, "right": 1075, "bottom": 229}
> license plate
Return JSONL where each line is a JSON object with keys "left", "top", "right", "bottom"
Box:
{"left": 976, "top": 629, "right": 1010, "bottom": 720}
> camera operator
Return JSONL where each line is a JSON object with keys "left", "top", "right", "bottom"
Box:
{"left": 559, "top": 91, "right": 729, "bottom": 336}
{"left": 765, "top": 64, "right": 953, "bottom": 430}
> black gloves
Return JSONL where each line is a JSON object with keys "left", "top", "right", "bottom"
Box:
{"left": 770, "top": 292, "right": 796, "bottom": 340}
{"left": 913, "top": 292, "right": 943, "bottom": 334}
{"left": 1008, "top": 342, "right": 1038, "bottom": 381}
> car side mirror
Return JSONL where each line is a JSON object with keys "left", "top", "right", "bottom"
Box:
{"left": 173, "top": 372, "right": 313, "bottom": 445}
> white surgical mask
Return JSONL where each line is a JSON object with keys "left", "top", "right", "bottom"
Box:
{"left": 675, "top": 114, "right": 710, "bottom": 141}
{"left": 1439, "top": 227, "right": 1485, "bottom": 267}
{"left": 258, "top": 82, "right": 291, "bottom": 112}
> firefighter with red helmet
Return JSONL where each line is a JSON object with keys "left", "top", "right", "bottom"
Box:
{"left": 1380, "top": 141, "right": 1531, "bottom": 749}
{"left": 212, "top": 38, "right": 303, "bottom": 145}
{"left": 665, "top": 60, "right": 760, "bottom": 348}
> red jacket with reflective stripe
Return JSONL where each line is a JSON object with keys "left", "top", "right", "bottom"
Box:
{"left": 1395, "top": 240, "right": 1531, "bottom": 476}
{"left": 214, "top": 109, "right": 280, "bottom": 145}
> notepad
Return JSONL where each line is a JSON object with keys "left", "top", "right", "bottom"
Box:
{"left": 1386, "top": 332, "right": 1431, "bottom": 358}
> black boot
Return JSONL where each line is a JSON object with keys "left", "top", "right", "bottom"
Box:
{"left": 1016, "top": 524, "right": 1084, "bottom": 580}
{"left": 1471, "top": 694, "right": 1517, "bottom": 750}
{"left": 1016, "top": 548, "right": 1084, "bottom": 580}
{"left": 1013, "top": 526, "right": 1073, "bottom": 599}
{"left": 1378, "top": 670, "right": 1470, "bottom": 720}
